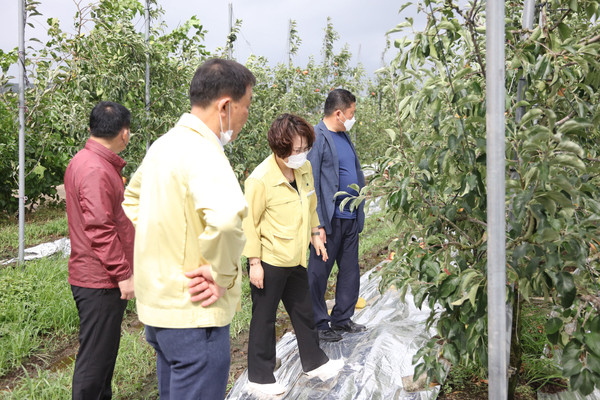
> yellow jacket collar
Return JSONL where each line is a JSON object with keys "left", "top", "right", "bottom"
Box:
{"left": 176, "top": 113, "right": 223, "bottom": 152}
{"left": 266, "top": 153, "right": 311, "bottom": 186}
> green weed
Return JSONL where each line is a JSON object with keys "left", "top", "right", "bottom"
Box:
{"left": 0, "top": 205, "right": 68, "bottom": 259}
{"left": 0, "top": 256, "right": 78, "bottom": 375}
{"left": 2, "top": 330, "right": 157, "bottom": 400}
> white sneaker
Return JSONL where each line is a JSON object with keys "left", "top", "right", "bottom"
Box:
{"left": 247, "top": 381, "right": 286, "bottom": 396}
{"left": 305, "top": 358, "right": 344, "bottom": 381}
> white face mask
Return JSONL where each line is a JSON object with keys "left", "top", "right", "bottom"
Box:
{"left": 338, "top": 113, "right": 356, "bottom": 131}
{"left": 284, "top": 151, "right": 308, "bottom": 169}
{"left": 219, "top": 102, "right": 233, "bottom": 146}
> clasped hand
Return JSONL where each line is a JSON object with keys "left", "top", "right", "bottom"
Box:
{"left": 184, "top": 265, "right": 226, "bottom": 307}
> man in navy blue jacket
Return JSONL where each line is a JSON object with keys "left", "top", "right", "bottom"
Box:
{"left": 307, "top": 89, "right": 366, "bottom": 342}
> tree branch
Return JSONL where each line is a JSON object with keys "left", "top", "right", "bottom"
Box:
{"left": 580, "top": 295, "right": 600, "bottom": 312}
{"left": 549, "top": 9, "right": 572, "bottom": 32}
{"left": 556, "top": 112, "right": 575, "bottom": 126}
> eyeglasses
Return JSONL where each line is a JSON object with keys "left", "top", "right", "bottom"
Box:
{"left": 291, "top": 147, "right": 311, "bottom": 155}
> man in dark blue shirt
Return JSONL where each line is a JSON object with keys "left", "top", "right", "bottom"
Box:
{"left": 307, "top": 89, "right": 366, "bottom": 342}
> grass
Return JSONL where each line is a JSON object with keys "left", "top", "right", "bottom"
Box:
{"left": 519, "top": 301, "right": 565, "bottom": 391}
{"left": 1, "top": 212, "right": 393, "bottom": 398}
{"left": 0, "top": 255, "right": 78, "bottom": 376}
{"left": 230, "top": 270, "right": 252, "bottom": 339}
{"left": 359, "top": 211, "right": 396, "bottom": 260}
{"left": 0, "top": 204, "right": 68, "bottom": 259}
{"left": 1, "top": 329, "right": 157, "bottom": 400}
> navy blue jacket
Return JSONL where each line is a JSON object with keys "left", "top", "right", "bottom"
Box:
{"left": 307, "top": 120, "right": 365, "bottom": 234}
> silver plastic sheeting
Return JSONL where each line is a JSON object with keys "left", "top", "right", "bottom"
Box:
{"left": 1, "top": 237, "right": 70, "bottom": 265}
{"left": 226, "top": 265, "right": 440, "bottom": 399}
{"left": 538, "top": 390, "right": 600, "bottom": 400}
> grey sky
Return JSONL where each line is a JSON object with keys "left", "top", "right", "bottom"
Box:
{"left": 1, "top": 0, "right": 424, "bottom": 77}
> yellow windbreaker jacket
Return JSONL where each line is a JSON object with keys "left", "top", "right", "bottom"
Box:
{"left": 123, "top": 113, "right": 247, "bottom": 328}
{"left": 242, "top": 154, "right": 320, "bottom": 268}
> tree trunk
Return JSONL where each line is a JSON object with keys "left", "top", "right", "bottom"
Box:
{"left": 508, "top": 287, "right": 523, "bottom": 399}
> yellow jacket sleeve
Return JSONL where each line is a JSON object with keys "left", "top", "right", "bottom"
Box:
{"left": 242, "top": 177, "right": 266, "bottom": 259}
{"left": 189, "top": 154, "right": 247, "bottom": 290}
{"left": 308, "top": 168, "right": 320, "bottom": 229}
{"left": 122, "top": 165, "right": 143, "bottom": 228}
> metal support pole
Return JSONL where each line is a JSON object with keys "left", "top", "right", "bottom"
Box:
{"left": 516, "top": 0, "right": 536, "bottom": 124}
{"left": 145, "top": 0, "right": 150, "bottom": 152}
{"left": 228, "top": 3, "right": 233, "bottom": 60}
{"left": 287, "top": 19, "right": 292, "bottom": 66}
{"left": 486, "top": 0, "right": 507, "bottom": 398}
{"left": 18, "top": 0, "right": 26, "bottom": 267}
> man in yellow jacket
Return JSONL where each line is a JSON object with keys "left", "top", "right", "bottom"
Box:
{"left": 122, "top": 59, "right": 255, "bottom": 400}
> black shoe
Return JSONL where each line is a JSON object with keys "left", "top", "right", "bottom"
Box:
{"left": 318, "top": 328, "right": 343, "bottom": 342}
{"left": 331, "top": 320, "right": 366, "bottom": 333}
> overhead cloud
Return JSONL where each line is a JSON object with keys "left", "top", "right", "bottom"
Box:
{"left": 1, "top": 0, "right": 423, "bottom": 76}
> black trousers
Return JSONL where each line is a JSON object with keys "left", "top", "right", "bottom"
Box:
{"left": 71, "top": 285, "right": 128, "bottom": 400}
{"left": 308, "top": 217, "right": 360, "bottom": 330}
{"left": 247, "top": 262, "right": 329, "bottom": 384}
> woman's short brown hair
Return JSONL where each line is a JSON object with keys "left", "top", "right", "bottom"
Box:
{"left": 267, "top": 114, "right": 315, "bottom": 159}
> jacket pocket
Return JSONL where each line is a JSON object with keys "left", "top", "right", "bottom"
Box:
{"left": 269, "top": 229, "right": 298, "bottom": 264}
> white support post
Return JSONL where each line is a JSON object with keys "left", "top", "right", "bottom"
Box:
{"left": 145, "top": 0, "right": 150, "bottom": 151}
{"left": 18, "top": 0, "right": 26, "bottom": 266}
{"left": 486, "top": 0, "right": 507, "bottom": 398}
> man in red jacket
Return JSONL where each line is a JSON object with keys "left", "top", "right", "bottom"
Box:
{"left": 64, "top": 101, "right": 135, "bottom": 400}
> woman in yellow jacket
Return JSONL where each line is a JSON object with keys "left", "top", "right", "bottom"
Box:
{"left": 243, "top": 114, "right": 343, "bottom": 396}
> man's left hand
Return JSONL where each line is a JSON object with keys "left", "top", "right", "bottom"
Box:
{"left": 118, "top": 276, "right": 135, "bottom": 300}
{"left": 185, "top": 265, "right": 226, "bottom": 307}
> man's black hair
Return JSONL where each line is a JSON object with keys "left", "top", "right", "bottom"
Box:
{"left": 89, "top": 101, "right": 131, "bottom": 138}
{"left": 189, "top": 58, "right": 256, "bottom": 108}
{"left": 323, "top": 89, "right": 356, "bottom": 116}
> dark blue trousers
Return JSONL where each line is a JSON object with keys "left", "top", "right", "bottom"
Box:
{"left": 71, "top": 286, "right": 128, "bottom": 400}
{"left": 145, "top": 324, "right": 230, "bottom": 400}
{"left": 308, "top": 217, "right": 360, "bottom": 330}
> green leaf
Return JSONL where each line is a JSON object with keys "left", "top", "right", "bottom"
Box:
{"left": 569, "top": 0, "right": 578, "bottom": 11}
{"left": 563, "top": 355, "right": 583, "bottom": 377}
{"left": 587, "top": 352, "right": 600, "bottom": 375}
{"left": 385, "top": 128, "right": 396, "bottom": 142}
{"left": 558, "top": 119, "right": 594, "bottom": 135}
{"left": 437, "top": 21, "right": 456, "bottom": 32}
{"left": 460, "top": 270, "right": 479, "bottom": 292}
{"left": 442, "top": 343, "right": 460, "bottom": 365}
{"left": 536, "top": 195, "right": 556, "bottom": 216}
{"left": 520, "top": 108, "right": 543, "bottom": 126}
{"left": 585, "top": 332, "right": 600, "bottom": 357}
{"left": 556, "top": 140, "right": 584, "bottom": 158}
{"left": 551, "top": 154, "right": 586, "bottom": 171}
{"left": 450, "top": 295, "right": 468, "bottom": 307}
{"left": 448, "top": 134, "right": 458, "bottom": 151}
{"left": 387, "top": 21, "right": 412, "bottom": 34}
{"left": 523, "top": 167, "right": 539, "bottom": 188}
{"left": 414, "top": 362, "right": 427, "bottom": 380}
{"left": 557, "top": 23, "right": 573, "bottom": 40}
{"left": 571, "top": 369, "right": 595, "bottom": 396}
{"left": 439, "top": 275, "right": 460, "bottom": 298}
{"left": 552, "top": 175, "right": 575, "bottom": 196}
{"left": 545, "top": 317, "right": 563, "bottom": 335}
{"left": 468, "top": 283, "right": 479, "bottom": 307}
{"left": 457, "top": 94, "right": 480, "bottom": 107}
{"left": 398, "top": 3, "right": 413, "bottom": 14}
{"left": 556, "top": 271, "right": 576, "bottom": 308}
{"left": 514, "top": 100, "right": 530, "bottom": 108}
